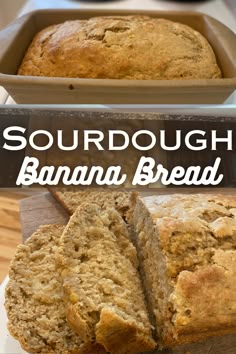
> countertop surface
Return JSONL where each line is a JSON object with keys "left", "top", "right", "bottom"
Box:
{"left": 0, "top": 192, "right": 22, "bottom": 284}
{"left": 0, "top": 190, "right": 44, "bottom": 284}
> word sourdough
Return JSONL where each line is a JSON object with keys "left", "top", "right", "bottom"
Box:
{"left": 3, "top": 128, "right": 233, "bottom": 151}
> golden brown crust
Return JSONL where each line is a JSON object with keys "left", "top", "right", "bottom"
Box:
{"left": 172, "top": 250, "right": 236, "bottom": 335}
{"left": 65, "top": 302, "right": 91, "bottom": 343}
{"left": 18, "top": 16, "right": 222, "bottom": 80}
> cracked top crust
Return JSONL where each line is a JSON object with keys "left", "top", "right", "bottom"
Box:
{"left": 138, "top": 193, "right": 236, "bottom": 342}
{"left": 18, "top": 16, "right": 222, "bottom": 79}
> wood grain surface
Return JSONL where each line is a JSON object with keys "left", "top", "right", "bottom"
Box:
{"left": 0, "top": 191, "right": 30, "bottom": 282}
{"left": 19, "top": 192, "right": 69, "bottom": 241}
{"left": 20, "top": 188, "right": 236, "bottom": 240}
{"left": 0, "top": 191, "right": 24, "bottom": 283}
{"left": 18, "top": 189, "right": 236, "bottom": 354}
{"left": 0, "top": 189, "right": 45, "bottom": 283}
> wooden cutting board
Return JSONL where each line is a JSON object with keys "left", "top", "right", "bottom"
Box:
{"left": 19, "top": 189, "right": 236, "bottom": 354}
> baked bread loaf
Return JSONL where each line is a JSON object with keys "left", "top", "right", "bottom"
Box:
{"left": 57, "top": 203, "right": 156, "bottom": 354}
{"left": 131, "top": 194, "right": 236, "bottom": 348}
{"left": 18, "top": 16, "right": 222, "bottom": 80}
{"left": 50, "top": 188, "right": 130, "bottom": 219}
{"left": 5, "top": 224, "right": 106, "bottom": 354}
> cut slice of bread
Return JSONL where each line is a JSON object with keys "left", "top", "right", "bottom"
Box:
{"left": 5, "top": 224, "right": 106, "bottom": 354}
{"left": 49, "top": 188, "right": 130, "bottom": 219}
{"left": 57, "top": 203, "right": 156, "bottom": 354}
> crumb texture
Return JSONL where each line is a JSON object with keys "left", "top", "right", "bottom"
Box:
{"left": 18, "top": 16, "right": 222, "bottom": 80}
{"left": 57, "top": 203, "right": 156, "bottom": 354}
{"left": 5, "top": 224, "right": 105, "bottom": 354}
{"left": 132, "top": 194, "right": 236, "bottom": 347}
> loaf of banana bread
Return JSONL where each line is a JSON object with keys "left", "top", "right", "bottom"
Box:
{"left": 18, "top": 16, "right": 222, "bottom": 80}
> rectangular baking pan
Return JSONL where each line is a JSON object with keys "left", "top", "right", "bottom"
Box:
{"left": 0, "top": 9, "right": 236, "bottom": 104}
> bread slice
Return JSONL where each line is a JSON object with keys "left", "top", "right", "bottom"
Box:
{"left": 5, "top": 224, "right": 105, "bottom": 354}
{"left": 49, "top": 188, "right": 130, "bottom": 219}
{"left": 131, "top": 193, "right": 236, "bottom": 348}
{"left": 57, "top": 203, "right": 156, "bottom": 354}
